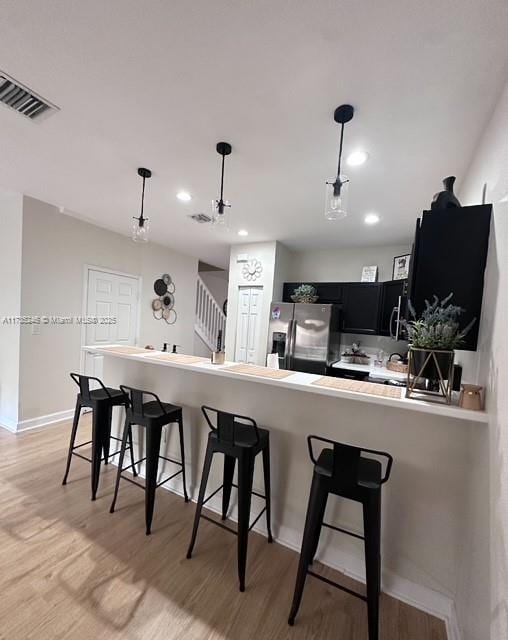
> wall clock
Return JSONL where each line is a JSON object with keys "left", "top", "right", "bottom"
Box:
{"left": 242, "top": 258, "right": 263, "bottom": 281}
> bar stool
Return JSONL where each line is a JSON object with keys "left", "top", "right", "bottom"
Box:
{"left": 62, "top": 373, "right": 136, "bottom": 500}
{"left": 288, "top": 436, "right": 393, "bottom": 640}
{"left": 186, "top": 405, "right": 273, "bottom": 592}
{"left": 109, "top": 385, "right": 189, "bottom": 535}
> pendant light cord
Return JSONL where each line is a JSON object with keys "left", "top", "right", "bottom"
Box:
{"left": 219, "top": 151, "right": 225, "bottom": 203}
{"left": 140, "top": 174, "right": 146, "bottom": 221}
{"left": 336, "top": 121, "right": 345, "bottom": 178}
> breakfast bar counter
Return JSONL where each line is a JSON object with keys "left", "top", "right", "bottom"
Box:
{"left": 85, "top": 344, "right": 487, "bottom": 624}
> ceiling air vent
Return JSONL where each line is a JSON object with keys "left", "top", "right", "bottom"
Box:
{"left": 0, "top": 71, "right": 59, "bottom": 121}
{"left": 188, "top": 213, "right": 212, "bottom": 224}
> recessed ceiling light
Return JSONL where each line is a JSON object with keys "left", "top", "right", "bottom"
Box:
{"left": 176, "top": 191, "right": 192, "bottom": 202}
{"left": 347, "top": 150, "right": 369, "bottom": 167}
{"left": 364, "top": 213, "right": 380, "bottom": 225}
{"left": 238, "top": 229, "right": 249, "bottom": 237}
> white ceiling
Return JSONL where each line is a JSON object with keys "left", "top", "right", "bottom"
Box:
{"left": 1, "top": 0, "right": 507, "bottom": 268}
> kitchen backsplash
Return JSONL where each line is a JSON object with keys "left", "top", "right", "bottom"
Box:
{"left": 340, "top": 333, "right": 408, "bottom": 363}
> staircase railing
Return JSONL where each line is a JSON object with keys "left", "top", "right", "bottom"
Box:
{"left": 195, "top": 275, "right": 226, "bottom": 351}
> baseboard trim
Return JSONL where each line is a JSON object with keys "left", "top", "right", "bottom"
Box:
{"left": 13, "top": 408, "right": 75, "bottom": 433}
{"left": 0, "top": 416, "right": 17, "bottom": 432}
{"left": 109, "top": 458, "right": 459, "bottom": 640}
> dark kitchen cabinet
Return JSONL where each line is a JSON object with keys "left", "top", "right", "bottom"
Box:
{"left": 380, "top": 279, "right": 407, "bottom": 337}
{"left": 341, "top": 283, "right": 382, "bottom": 334}
{"left": 408, "top": 204, "right": 491, "bottom": 351}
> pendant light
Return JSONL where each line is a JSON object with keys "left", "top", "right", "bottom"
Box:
{"left": 132, "top": 167, "right": 152, "bottom": 243}
{"left": 324, "top": 104, "right": 354, "bottom": 221}
{"left": 211, "top": 142, "right": 232, "bottom": 229}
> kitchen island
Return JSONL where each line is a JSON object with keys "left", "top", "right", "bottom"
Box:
{"left": 86, "top": 344, "right": 486, "bottom": 628}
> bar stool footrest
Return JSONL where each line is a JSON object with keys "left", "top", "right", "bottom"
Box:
{"left": 72, "top": 449, "right": 122, "bottom": 463}
{"left": 201, "top": 514, "right": 238, "bottom": 535}
{"left": 307, "top": 570, "right": 367, "bottom": 602}
{"left": 158, "top": 455, "right": 184, "bottom": 467}
{"left": 156, "top": 468, "right": 183, "bottom": 488}
{"left": 199, "top": 484, "right": 268, "bottom": 533}
{"left": 119, "top": 474, "right": 145, "bottom": 490}
{"left": 322, "top": 521, "right": 365, "bottom": 541}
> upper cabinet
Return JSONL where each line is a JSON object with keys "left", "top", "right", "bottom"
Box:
{"left": 341, "top": 283, "right": 382, "bottom": 334}
{"left": 408, "top": 204, "right": 492, "bottom": 351}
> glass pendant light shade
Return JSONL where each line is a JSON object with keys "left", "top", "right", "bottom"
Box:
{"left": 132, "top": 217, "right": 149, "bottom": 242}
{"left": 324, "top": 175, "right": 349, "bottom": 221}
{"left": 211, "top": 199, "right": 231, "bottom": 230}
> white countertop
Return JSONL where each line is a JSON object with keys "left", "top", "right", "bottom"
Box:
{"left": 331, "top": 360, "right": 408, "bottom": 381}
{"left": 84, "top": 345, "right": 488, "bottom": 423}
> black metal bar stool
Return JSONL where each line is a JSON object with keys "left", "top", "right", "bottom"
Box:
{"left": 288, "top": 436, "right": 393, "bottom": 640}
{"left": 109, "top": 385, "right": 189, "bottom": 535}
{"left": 186, "top": 405, "right": 273, "bottom": 592}
{"left": 62, "top": 373, "right": 136, "bottom": 500}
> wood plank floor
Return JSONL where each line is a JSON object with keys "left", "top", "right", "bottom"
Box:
{"left": 0, "top": 420, "right": 446, "bottom": 640}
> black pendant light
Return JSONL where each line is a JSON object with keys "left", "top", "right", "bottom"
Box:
{"left": 325, "top": 104, "right": 354, "bottom": 220}
{"left": 132, "top": 167, "right": 152, "bottom": 243}
{"left": 211, "top": 142, "right": 232, "bottom": 228}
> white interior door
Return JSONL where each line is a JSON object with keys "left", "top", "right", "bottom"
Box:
{"left": 83, "top": 268, "right": 140, "bottom": 379}
{"left": 234, "top": 286, "right": 263, "bottom": 364}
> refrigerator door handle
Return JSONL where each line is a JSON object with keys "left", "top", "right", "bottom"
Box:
{"left": 389, "top": 306, "right": 397, "bottom": 339}
{"left": 395, "top": 295, "right": 402, "bottom": 341}
{"left": 283, "top": 320, "right": 290, "bottom": 369}
{"left": 286, "top": 318, "right": 296, "bottom": 370}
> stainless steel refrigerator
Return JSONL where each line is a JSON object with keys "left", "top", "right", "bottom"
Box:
{"left": 267, "top": 302, "right": 341, "bottom": 374}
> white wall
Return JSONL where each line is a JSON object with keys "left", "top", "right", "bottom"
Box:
{"left": 287, "top": 243, "right": 411, "bottom": 283}
{"left": 456, "top": 79, "right": 508, "bottom": 640}
{"left": 0, "top": 191, "right": 23, "bottom": 429}
{"left": 18, "top": 196, "right": 198, "bottom": 423}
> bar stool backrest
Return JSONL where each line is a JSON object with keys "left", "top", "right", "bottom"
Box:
{"left": 202, "top": 405, "right": 260, "bottom": 446}
{"left": 120, "top": 385, "right": 167, "bottom": 420}
{"left": 308, "top": 435, "right": 393, "bottom": 492}
{"left": 70, "top": 372, "right": 111, "bottom": 403}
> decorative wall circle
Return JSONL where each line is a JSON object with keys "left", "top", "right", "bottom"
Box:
{"left": 162, "top": 293, "right": 174, "bottom": 309}
{"left": 154, "top": 278, "right": 167, "bottom": 296}
{"left": 242, "top": 258, "right": 263, "bottom": 281}
{"left": 165, "top": 309, "right": 177, "bottom": 325}
{"left": 152, "top": 274, "right": 176, "bottom": 323}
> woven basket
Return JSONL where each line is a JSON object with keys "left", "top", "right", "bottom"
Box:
{"left": 386, "top": 360, "right": 408, "bottom": 374}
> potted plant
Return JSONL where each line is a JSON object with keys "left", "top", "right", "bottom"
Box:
{"left": 404, "top": 293, "right": 475, "bottom": 382}
{"left": 291, "top": 284, "right": 319, "bottom": 304}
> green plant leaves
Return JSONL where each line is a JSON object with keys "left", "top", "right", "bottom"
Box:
{"left": 403, "top": 293, "right": 476, "bottom": 350}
